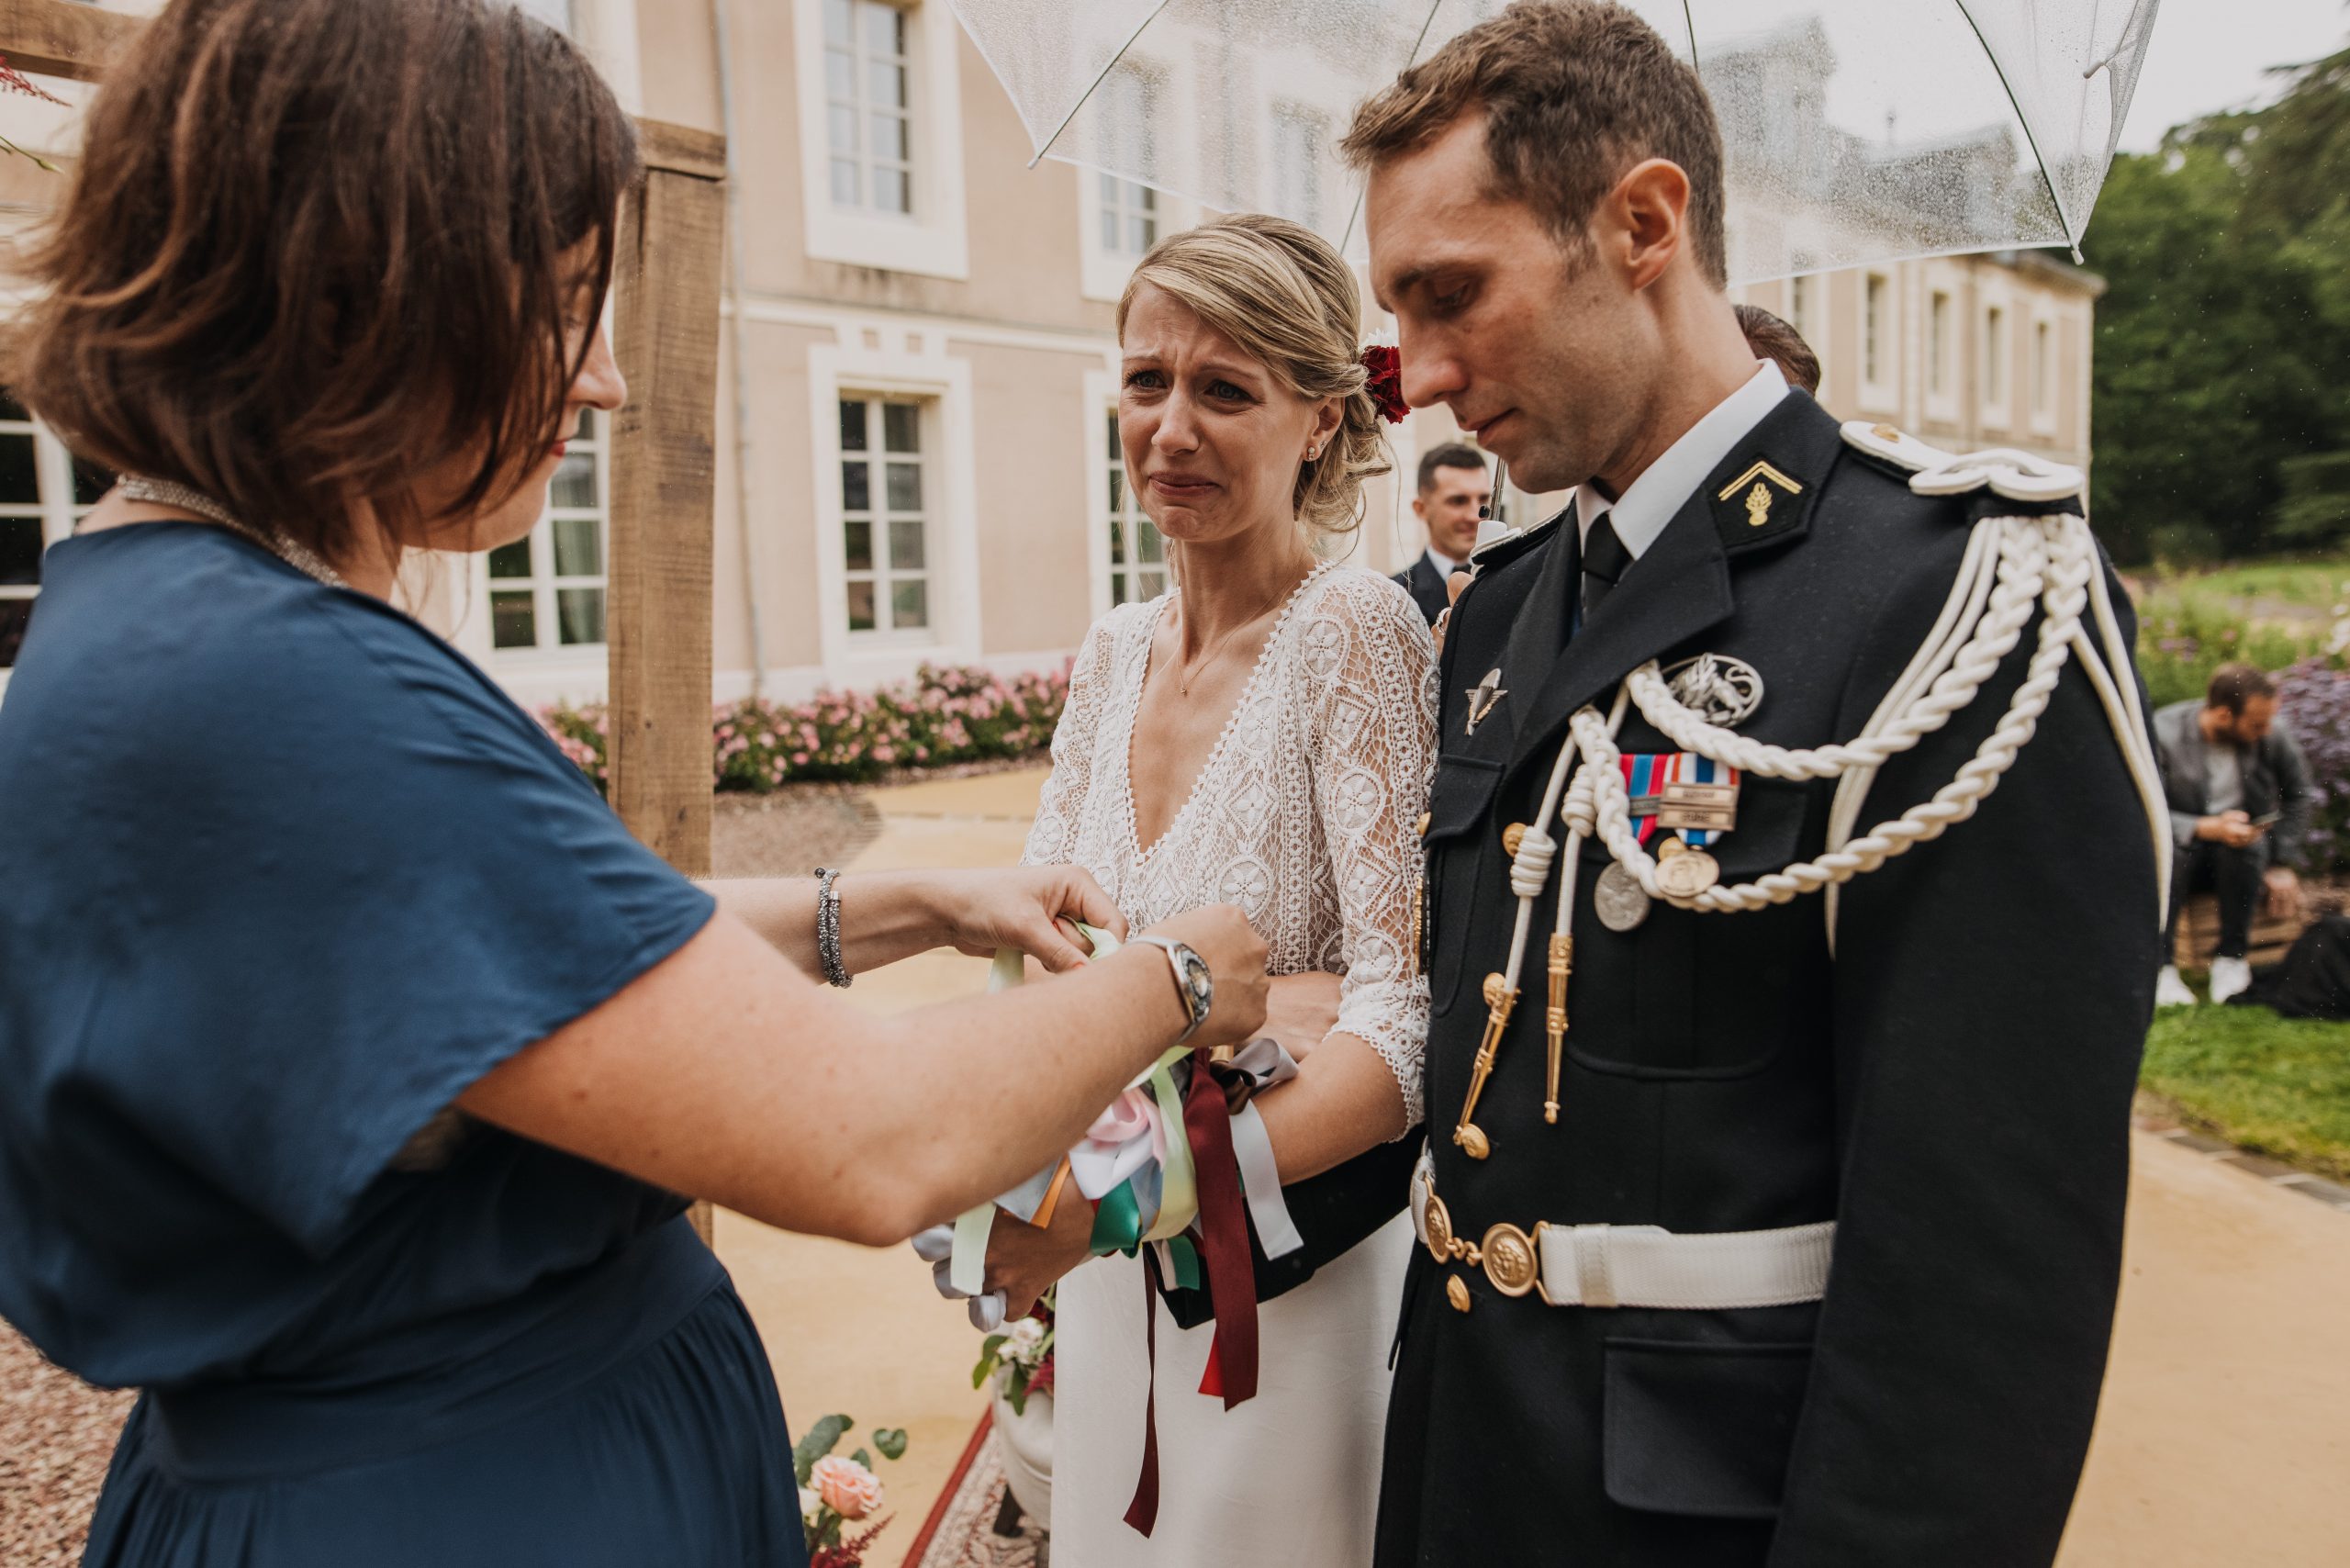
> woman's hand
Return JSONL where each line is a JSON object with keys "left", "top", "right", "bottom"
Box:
{"left": 1263, "top": 970, "right": 1342, "bottom": 1063}
{"left": 984, "top": 1187, "right": 1097, "bottom": 1318}
{"left": 1142, "top": 904, "right": 1269, "bottom": 1051}
{"left": 933, "top": 866, "right": 1130, "bottom": 972}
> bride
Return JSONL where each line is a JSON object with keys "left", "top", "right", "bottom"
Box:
{"left": 989, "top": 215, "right": 1436, "bottom": 1566}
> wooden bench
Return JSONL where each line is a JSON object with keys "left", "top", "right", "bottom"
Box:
{"left": 2173, "top": 892, "right": 2312, "bottom": 970}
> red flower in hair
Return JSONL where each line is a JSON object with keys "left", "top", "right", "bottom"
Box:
{"left": 1360, "top": 345, "right": 1408, "bottom": 424}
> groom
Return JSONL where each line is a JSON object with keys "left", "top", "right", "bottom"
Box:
{"left": 1346, "top": 5, "right": 2157, "bottom": 1565}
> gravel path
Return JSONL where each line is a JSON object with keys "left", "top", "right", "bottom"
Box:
{"left": 0, "top": 785, "right": 880, "bottom": 1559}
{"left": 1, "top": 1325, "right": 133, "bottom": 1568}
{"left": 711, "top": 786, "right": 881, "bottom": 877}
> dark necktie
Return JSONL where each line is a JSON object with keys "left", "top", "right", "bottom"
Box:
{"left": 1582, "top": 512, "right": 1630, "bottom": 621}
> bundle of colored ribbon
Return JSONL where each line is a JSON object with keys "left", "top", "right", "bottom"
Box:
{"left": 912, "top": 925, "right": 1305, "bottom": 1535}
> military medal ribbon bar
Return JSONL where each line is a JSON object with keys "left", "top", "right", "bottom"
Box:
{"left": 1618, "top": 755, "right": 1741, "bottom": 846}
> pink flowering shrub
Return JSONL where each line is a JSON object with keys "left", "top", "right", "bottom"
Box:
{"left": 540, "top": 663, "right": 1068, "bottom": 796}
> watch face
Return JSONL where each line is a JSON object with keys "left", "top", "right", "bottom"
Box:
{"left": 1177, "top": 949, "right": 1214, "bottom": 1015}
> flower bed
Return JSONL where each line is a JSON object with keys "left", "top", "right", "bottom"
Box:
{"left": 539, "top": 663, "right": 1068, "bottom": 796}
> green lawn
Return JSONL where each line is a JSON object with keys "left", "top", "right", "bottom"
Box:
{"left": 2140, "top": 558, "right": 2350, "bottom": 612}
{"left": 2142, "top": 1005, "right": 2350, "bottom": 1181}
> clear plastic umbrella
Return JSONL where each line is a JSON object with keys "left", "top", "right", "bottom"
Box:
{"left": 946, "top": 0, "right": 2160, "bottom": 282}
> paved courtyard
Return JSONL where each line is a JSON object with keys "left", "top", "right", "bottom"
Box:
{"left": 718, "top": 767, "right": 2350, "bottom": 1567}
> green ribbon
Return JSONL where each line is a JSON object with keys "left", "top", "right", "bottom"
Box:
{"left": 1089, "top": 1181, "right": 1146, "bottom": 1255}
{"left": 1166, "top": 1233, "right": 1202, "bottom": 1290}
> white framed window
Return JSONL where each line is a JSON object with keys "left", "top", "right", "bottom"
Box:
{"left": 0, "top": 395, "right": 108, "bottom": 679}
{"left": 1981, "top": 303, "right": 2009, "bottom": 425}
{"left": 517, "top": 0, "right": 574, "bottom": 28}
{"left": 1927, "top": 290, "right": 1952, "bottom": 398}
{"left": 838, "top": 394, "right": 933, "bottom": 639}
{"left": 2031, "top": 317, "right": 2056, "bottom": 434}
{"left": 1861, "top": 271, "right": 1896, "bottom": 411}
{"left": 791, "top": 0, "right": 968, "bottom": 279}
{"left": 486, "top": 409, "right": 609, "bottom": 653}
{"left": 1787, "top": 274, "right": 1813, "bottom": 338}
{"left": 1101, "top": 407, "right": 1166, "bottom": 608}
{"left": 1270, "top": 107, "right": 1327, "bottom": 231}
{"left": 825, "top": 0, "right": 913, "bottom": 217}
{"left": 1096, "top": 67, "right": 1161, "bottom": 257}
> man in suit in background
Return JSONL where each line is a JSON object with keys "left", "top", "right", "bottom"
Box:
{"left": 2152, "top": 662, "right": 2313, "bottom": 1005}
{"left": 1393, "top": 442, "right": 1493, "bottom": 624}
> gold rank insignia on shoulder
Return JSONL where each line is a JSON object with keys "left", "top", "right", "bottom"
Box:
{"left": 1711, "top": 458, "right": 1808, "bottom": 547}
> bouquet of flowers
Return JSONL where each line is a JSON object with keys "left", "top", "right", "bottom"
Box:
{"left": 971, "top": 1291, "right": 1057, "bottom": 1415}
{"left": 793, "top": 1414, "right": 909, "bottom": 1568}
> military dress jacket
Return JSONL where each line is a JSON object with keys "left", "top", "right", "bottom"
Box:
{"left": 1375, "top": 392, "right": 2160, "bottom": 1568}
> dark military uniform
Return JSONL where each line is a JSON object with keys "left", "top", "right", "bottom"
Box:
{"left": 1375, "top": 392, "right": 2159, "bottom": 1567}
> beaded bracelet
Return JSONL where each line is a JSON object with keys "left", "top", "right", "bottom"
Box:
{"left": 814, "top": 867, "right": 851, "bottom": 987}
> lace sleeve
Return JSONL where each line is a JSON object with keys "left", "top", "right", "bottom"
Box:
{"left": 1304, "top": 575, "right": 1438, "bottom": 1128}
{"left": 1022, "top": 615, "right": 1119, "bottom": 868}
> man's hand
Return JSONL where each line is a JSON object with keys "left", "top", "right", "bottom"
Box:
{"left": 935, "top": 866, "right": 1129, "bottom": 971}
{"left": 2198, "top": 810, "right": 2262, "bottom": 849}
{"left": 2265, "top": 866, "right": 2303, "bottom": 920}
{"left": 983, "top": 1185, "right": 1096, "bottom": 1317}
{"left": 1263, "top": 970, "right": 1342, "bottom": 1063}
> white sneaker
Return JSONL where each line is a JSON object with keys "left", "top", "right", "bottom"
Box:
{"left": 2208, "top": 957, "right": 2254, "bottom": 1005}
{"left": 2154, "top": 966, "right": 2198, "bottom": 1008}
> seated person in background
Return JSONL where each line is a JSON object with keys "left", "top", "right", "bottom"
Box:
{"left": 1736, "top": 301, "right": 1820, "bottom": 395}
{"left": 1391, "top": 442, "right": 1490, "bottom": 624}
{"left": 2154, "top": 662, "right": 2314, "bottom": 1005}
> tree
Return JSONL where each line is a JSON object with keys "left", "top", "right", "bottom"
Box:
{"left": 2086, "top": 38, "right": 2350, "bottom": 564}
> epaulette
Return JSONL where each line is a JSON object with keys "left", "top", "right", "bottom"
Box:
{"left": 1838, "top": 420, "right": 2082, "bottom": 506}
{"left": 1464, "top": 508, "right": 1567, "bottom": 578}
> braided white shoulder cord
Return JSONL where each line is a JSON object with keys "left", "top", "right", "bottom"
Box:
{"left": 1488, "top": 506, "right": 2171, "bottom": 940}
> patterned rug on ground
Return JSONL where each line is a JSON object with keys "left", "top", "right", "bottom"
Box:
{"left": 903, "top": 1410, "right": 1046, "bottom": 1568}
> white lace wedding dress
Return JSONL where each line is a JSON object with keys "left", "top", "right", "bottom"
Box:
{"left": 1024, "top": 560, "right": 1435, "bottom": 1567}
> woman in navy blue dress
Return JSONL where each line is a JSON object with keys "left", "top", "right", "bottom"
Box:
{"left": 0, "top": 4, "right": 1270, "bottom": 1564}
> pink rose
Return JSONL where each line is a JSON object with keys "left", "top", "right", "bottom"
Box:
{"left": 811, "top": 1456, "right": 884, "bottom": 1520}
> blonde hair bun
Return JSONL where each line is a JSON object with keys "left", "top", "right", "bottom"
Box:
{"left": 1115, "top": 215, "right": 1392, "bottom": 550}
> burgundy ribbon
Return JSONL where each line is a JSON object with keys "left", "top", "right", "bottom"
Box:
{"left": 1122, "top": 1248, "right": 1165, "bottom": 1536}
{"left": 1121, "top": 1052, "right": 1265, "bottom": 1537}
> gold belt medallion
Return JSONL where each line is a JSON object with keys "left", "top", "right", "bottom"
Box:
{"left": 1480, "top": 1223, "right": 1539, "bottom": 1297}
{"left": 1422, "top": 1191, "right": 1455, "bottom": 1266}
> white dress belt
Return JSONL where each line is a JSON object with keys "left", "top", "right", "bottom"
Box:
{"left": 1412, "top": 1150, "right": 1834, "bottom": 1310}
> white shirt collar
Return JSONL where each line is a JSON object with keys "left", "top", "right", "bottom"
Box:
{"left": 1574, "top": 361, "right": 1789, "bottom": 561}
{"left": 1423, "top": 545, "right": 1460, "bottom": 577}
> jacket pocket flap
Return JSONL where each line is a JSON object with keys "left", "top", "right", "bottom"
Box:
{"left": 1426, "top": 754, "right": 1505, "bottom": 842}
{"left": 1603, "top": 1338, "right": 1810, "bottom": 1520}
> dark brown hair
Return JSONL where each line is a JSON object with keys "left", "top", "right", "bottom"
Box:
{"left": 1734, "top": 304, "right": 1819, "bottom": 394}
{"left": 2207, "top": 663, "right": 2277, "bottom": 716}
{"left": 17, "top": 0, "right": 640, "bottom": 564}
{"left": 1416, "top": 442, "right": 1485, "bottom": 494}
{"left": 1340, "top": 0, "right": 1729, "bottom": 287}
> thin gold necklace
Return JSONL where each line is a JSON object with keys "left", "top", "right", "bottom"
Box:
{"left": 1171, "top": 562, "right": 1313, "bottom": 697}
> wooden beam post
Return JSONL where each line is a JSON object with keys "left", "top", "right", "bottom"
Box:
{"left": 0, "top": 0, "right": 139, "bottom": 83}
{"left": 608, "top": 119, "right": 728, "bottom": 1245}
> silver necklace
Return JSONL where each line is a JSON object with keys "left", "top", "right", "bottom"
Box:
{"left": 115, "top": 476, "right": 349, "bottom": 589}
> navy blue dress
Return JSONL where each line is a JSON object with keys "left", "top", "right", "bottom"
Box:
{"left": 0, "top": 524, "right": 807, "bottom": 1566}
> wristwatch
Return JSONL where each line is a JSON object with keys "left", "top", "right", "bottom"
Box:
{"left": 1130, "top": 935, "right": 1214, "bottom": 1045}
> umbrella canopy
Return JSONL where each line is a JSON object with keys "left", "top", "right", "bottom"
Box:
{"left": 946, "top": 0, "right": 2161, "bottom": 282}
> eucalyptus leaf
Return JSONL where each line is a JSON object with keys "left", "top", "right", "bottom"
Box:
{"left": 851, "top": 1447, "right": 873, "bottom": 1471}
{"left": 790, "top": 1411, "right": 853, "bottom": 1486}
{"left": 874, "top": 1428, "right": 909, "bottom": 1461}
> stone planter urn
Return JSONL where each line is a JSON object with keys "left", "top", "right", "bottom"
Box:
{"left": 990, "top": 1382, "right": 1053, "bottom": 1529}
